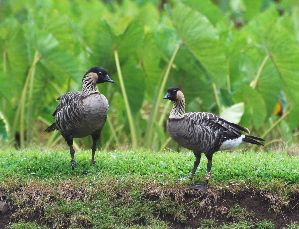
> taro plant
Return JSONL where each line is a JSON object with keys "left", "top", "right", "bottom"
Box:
{"left": 0, "top": 0, "right": 299, "bottom": 150}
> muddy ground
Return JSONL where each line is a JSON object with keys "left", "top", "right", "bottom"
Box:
{"left": 0, "top": 186, "right": 298, "bottom": 228}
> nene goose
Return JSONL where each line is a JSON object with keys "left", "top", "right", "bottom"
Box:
{"left": 163, "top": 87, "right": 264, "bottom": 193}
{"left": 45, "top": 67, "right": 114, "bottom": 169}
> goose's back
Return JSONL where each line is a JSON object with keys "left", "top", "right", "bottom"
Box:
{"left": 167, "top": 112, "right": 246, "bottom": 154}
{"left": 55, "top": 92, "right": 109, "bottom": 138}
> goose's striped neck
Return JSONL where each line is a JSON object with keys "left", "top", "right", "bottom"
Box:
{"left": 169, "top": 97, "right": 185, "bottom": 120}
{"left": 82, "top": 73, "right": 99, "bottom": 96}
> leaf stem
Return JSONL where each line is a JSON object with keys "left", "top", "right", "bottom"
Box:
{"left": 19, "top": 51, "right": 40, "bottom": 148}
{"left": 114, "top": 48, "right": 138, "bottom": 148}
{"left": 250, "top": 54, "right": 270, "bottom": 89}
{"left": 261, "top": 110, "right": 290, "bottom": 139}
{"left": 212, "top": 83, "right": 221, "bottom": 114}
{"left": 145, "top": 43, "right": 181, "bottom": 148}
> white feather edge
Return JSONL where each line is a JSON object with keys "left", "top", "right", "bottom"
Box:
{"left": 219, "top": 134, "right": 245, "bottom": 150}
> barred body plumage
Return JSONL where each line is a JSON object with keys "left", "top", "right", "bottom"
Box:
{"left": 164, "top": 87, "right": 264, "bottom": 193}
{"left": 45, "top": 67, "right": 114, "bottom": 168}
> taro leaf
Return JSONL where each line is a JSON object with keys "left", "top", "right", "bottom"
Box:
{"left": 246, "top": 8, "right": 299, "bottom": 102}
{"left": 140, "top": 33, "right": 164, "bottom": 100}
{"left": 121, "top": 58, "right": 145, "bottom": 115}
{"left": 91, "top": 19, "right": 115, "bottom": 71}
{"left": 0, "top": 112, "right": 9, "bottom": 141}
{"left": 220, "top": 102, "right": 245, "bottom": 124}
{"left": 168, "top": 54, "right": 216, "bottom": 112}
{"left": 23, "top": 23, "right": 83, "bottom": 84}
{"left": 0, "top": 18, "right": 29, "bottom": 99}
{"left": 116, "top": 20, "right": 144, "bottom": 65}
{"left": 235, "top": 49, "right": 282, "bottom": 117}
{"left": 243, "top": 0, "right": 263, "bottom": 22}
{"left": 288, "top": 101, "right": 299, "bottom": 130}
{"left": 137, "top": 2, "right": 160, "bottom": 28}
{"left": 257, "top": 60, "right": 282, "bottom": 117}
{"left": 183, "top": 0, "right": 225, "bottom": 26}
{"left": 171, "top": 3, "right": 228, "bottom": 87}
{"left": 268, "top": 26, "right": 299, "bottom": 102}
{"left": 243, "top": 85, "right": 267, "bottom": 129}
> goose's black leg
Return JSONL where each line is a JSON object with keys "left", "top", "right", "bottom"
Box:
{"left": 90, "top": 131, "right": 100, "bottom": 165}
{"left": 66, "top": 136, "right": 76, "bottom": 169}
{"left": 191, "top": 154, "right": 213, "bottom": 194}
{"left": 189, "top": 152, "right": 201, "bottom": 180}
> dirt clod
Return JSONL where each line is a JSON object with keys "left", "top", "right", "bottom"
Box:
{"left": 0, "top": 201, "right": 9, "bottom": 214}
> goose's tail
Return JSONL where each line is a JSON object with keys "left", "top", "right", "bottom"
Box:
{"left": 45, "top": 123, "right": 58, "bottom": 133}
{"left": 243, "top": 135, "right": 265, "bottom": 146}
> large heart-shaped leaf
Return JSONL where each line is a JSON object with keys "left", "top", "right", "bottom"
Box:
{"left": 171, "top": 3, "right": 228, "bottom": 87}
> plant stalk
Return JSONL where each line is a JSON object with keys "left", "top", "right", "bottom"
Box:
{"left": 114, "top": 48, "right": 138, "bottom": 148}
{"left": 19, "top": 51, "right": 40, "bottom": 148}
{"left": 250, "top": 54, "right": 270, "bottom": 89}
{"left": 212, "top": 83, "right": 221, "bottom": 114}
{"left": 144, "top": 43, "right": 181, "bottom": 148}
{"left": 261, "top": 110, "right": 290, "bottom": 139}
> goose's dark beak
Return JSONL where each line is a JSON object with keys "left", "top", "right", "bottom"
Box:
{"left": 104, "top": 75, "right": 114, "bottom": 83}
{"left": 163, "top": 93, "right": 170, "bottom": 99}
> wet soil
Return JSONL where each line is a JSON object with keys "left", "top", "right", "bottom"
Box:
{"left": 1, "top": 185, "right": 298, "bottom": 228}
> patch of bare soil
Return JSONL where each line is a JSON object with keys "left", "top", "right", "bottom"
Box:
{"left": 1, "top": 185, "right": 298, "bottom": 228}
{"left": 0, "top": 190, "right": 12, "bottom": 229}
{"left": 142, "top": 186, "right": 299, "bottom": 228}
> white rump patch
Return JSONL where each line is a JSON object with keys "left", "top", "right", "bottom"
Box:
{"left": 219, "top": 135, "right": 244, "bottom": 150}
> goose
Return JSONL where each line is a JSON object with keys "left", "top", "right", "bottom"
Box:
{"left": 163, "top": 87, "right": 264, "bottom": 193}
{"left": 45, "top": 67, "right": 114, "bottom": 169}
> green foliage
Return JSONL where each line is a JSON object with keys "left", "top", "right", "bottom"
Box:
{"left": 0, "top": 0, "right": 299, "bottom": 149}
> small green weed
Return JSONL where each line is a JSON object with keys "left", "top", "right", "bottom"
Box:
{"left": 8, "top": 220, "right": 48, "bottom": 229}
{"left": 200, "top": 219, "right": 216, "bottom": 228}
{"left": 287, "top": 222, "right": 299, "bottom": 229}
{"left": 228, "top": 205, "right": 253, "bottom": 221}
{"left": 255, "top": 220, "right": 275, "bottom": 229}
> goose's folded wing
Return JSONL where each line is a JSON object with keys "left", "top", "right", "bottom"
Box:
{"left": 52, "top": 92, "right": 82, "bottom": 116}
{"left": 185, "top": 112, "right": 248, "bottom": 145}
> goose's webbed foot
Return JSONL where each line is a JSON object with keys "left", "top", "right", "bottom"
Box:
{"left": 90, "top": 159, "right": 96, "bottom": 165}
{"left": 70, "top": 159, "right": 77, "bottom": 170}
{"left": 191, "top": 180, "right": 208, "bottom": 194}
{"left": 190, "top": 172, "right": 211, "bottom": 194}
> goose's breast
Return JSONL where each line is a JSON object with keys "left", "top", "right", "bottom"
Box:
{"left": 72, "top": 94, "right": 109, "bottom": 137}
{"left": 167, "top": 119, "right": 198, "bottom": 151}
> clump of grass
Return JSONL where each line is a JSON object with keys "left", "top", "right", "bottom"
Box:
{"left": 228, "top": 204, "right": 254, "bottom": 221}
{"left": 199, "top": 219, "right": 216, "bottom": 228}
{"left": 255, "top": 220, "right": 275, "bottom": 229}
{"left": 8, "top": 220, "right": 48, "bottom": 229}
{"left": 287, "top": 222, "right": 299, "bottom": 229}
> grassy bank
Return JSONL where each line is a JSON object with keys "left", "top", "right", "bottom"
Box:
{"left": 0, "top": 149, "right": 298, "bottom": 228}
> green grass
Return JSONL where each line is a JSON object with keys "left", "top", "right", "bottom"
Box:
{"left": 0, "top": 149, "right": 298, "bottom": 229}
{"left": 1, "top": 149, "right": 298, "bottom": 183}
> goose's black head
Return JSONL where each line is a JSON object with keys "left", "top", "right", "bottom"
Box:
{"left": 163, "top": 87, "right": 182, "bottom": 101}
{"left": 85, "top": 67, "right": 114, "bottom": 84}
